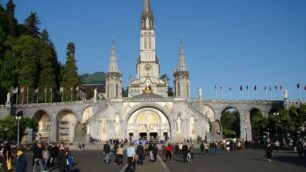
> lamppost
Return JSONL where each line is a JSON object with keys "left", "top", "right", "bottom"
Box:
{"left": 15, "top": 115, "right": 22, "bottom": 149}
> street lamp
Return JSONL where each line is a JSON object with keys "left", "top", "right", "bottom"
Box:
{"left": 15, "top": 115, "right": 22, "bottom": 149}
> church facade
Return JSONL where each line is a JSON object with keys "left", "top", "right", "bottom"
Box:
{"left": 92, "top": 0, "right": 209, "bottom": 142}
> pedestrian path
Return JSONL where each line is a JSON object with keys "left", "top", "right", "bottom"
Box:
{"left": 120, "top": 155, "right": 171, "bottom": 172}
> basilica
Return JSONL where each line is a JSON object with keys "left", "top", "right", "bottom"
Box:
{"left": 85, "top": 0, "right": 212, "bottom": 142}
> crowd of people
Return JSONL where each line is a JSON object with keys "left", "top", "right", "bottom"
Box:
{"left": 0, "top": 141, "right": 74, "bottom": 172}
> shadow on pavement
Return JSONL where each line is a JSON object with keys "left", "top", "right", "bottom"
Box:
{"left": 273, "top": 156, "right": 306, "bottom": 168}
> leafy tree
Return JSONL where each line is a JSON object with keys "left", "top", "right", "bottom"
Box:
{"left": 37, "top": 30, "right": 58, "bottom": 102}
{"left": 23, "top": 12, "right": 40, "bottom": 37}
{"left": 61, "top": 42, "right": 81, "bottom": 101}
{"left": 6, "top": 0, "right": 18, "bottom": 36}
{"left": 221, "top": 109, "right": 240, "bottom": 138}
{"left": 17, "top": 35, "right": 40, "bottom": 103}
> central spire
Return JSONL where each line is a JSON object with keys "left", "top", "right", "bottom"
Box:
{"left": 141, "top": 0, "right": 154, "bottom": 30}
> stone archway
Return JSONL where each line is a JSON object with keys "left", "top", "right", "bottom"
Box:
{"left": 126, "top": 107, "right": 171, "bottom": 141}
{"left": 249, "top": 108, "right": 263, "bottom": 141}
{"left": 220, "top": 107, "right": 241, "bottom": 138}
{"left": 57, "top": 109, "right": 77, "bottom": 144}
{"left": 33, "top": 110, "right": 50, "bottom": 143}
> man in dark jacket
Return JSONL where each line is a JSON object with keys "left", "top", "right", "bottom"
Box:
{"left": 103, "top": 142, "right": 111, "bottom": 163}
{"left": 32, "top": 142, "right": 44, "bottom": 171}
{"left": 182, "top": 143, "right": 189, "bottom": 162}
{"left": 152, "top": 144, "right": 158, "bottom": 162}
{"left": 136, "top": 143, "right": 144, "bottom": 165}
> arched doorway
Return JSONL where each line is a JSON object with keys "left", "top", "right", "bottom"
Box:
{"left": 220, "top": 107, "right": 240, "bottom": 138}
{"left": 57, "top": 110, "right": 77, "bottom": 144}
{"left": 127, "top": 107, "right": 171, "bottom": 141}
{"left": 33, "top": 110, "right": 50, "bottom": 143}
{"left": 250, "top": 108, "right": 263, "bottom": 142}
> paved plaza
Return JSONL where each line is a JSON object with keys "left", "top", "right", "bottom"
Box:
{"left": 21, "top": 148, "right": 306, "bottom": 172}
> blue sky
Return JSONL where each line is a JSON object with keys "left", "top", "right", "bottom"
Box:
{"left": 4, "top": 0, "right": 306, "bottom": 100}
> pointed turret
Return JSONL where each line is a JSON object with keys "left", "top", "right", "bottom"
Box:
{"left": 106, "top": 40, "right": 122, "bottom": 99}
{"left": 173, "top": 40, "right": 190, "bottom": 98}
{"left": 108, "top": 40, "right": 120, "bottom": 73}
{"left": 176, "top": 40, "right": 188, "bottom": 72}
{"left": 141, "top": 0, "right": 154, "bottom": 30}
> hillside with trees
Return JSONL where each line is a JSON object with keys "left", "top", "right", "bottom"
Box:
{"left": 0, "top": 0, "right": 81, "bottom": 104}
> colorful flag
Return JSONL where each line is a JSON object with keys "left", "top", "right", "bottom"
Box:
{"left": 35, "top": 88, "right": 39, "bottom": 93}
{"left": 12, "top": 87, "right": 18, "bottom": 94}
{"left": 304, "top": 85, "right": 306, "bottom": 91}
{"left": 240, "top": 85, "right": 243, "bottom": 91}
{"left": 297, "top": 83, "right": 300, "bottom": 89}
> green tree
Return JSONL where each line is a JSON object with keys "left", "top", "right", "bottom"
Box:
{"left": 221, "top": 110, "right": 240, "bottom": 138}
{"left": 17, "top": 35, "right": 40, "bottom": 103}
{"left": 61, "top": 42, "right": 81, "bottom": 101}
{"left": 37, "top": 30, "right": 58, "bottom": 102}
{"left": 23, "top": 12, "right": 40, "bottom": 37}
{"left": 6, "top": 0, "right": 18, "bottom": 36}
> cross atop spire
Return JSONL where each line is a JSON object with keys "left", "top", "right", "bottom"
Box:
{"left": 108, "top": 40, "right": 120, "bottom": 73}
{"left": 141, "top": 0, "right": 154, "bottom": 30}
{"left": 176, "top": 40, "right": 188, "bottom": 72}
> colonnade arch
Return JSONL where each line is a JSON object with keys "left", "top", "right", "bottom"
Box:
{"left": 57, "top": 109, "right": 77, "bottom": 144}
{"left": 33, "top": 110, "right": 51, "bottom": 142}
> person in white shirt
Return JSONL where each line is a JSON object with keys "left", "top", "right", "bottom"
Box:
{"left": 126, "top": 143, "right": 136, "bottom": 171}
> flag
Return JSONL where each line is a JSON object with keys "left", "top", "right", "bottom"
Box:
{"left": 12, "top": 87, "right": 18, "bottom": 94}
{"left": 220, "top": 86, "right": 223, "bottom": 90}
{"left": 229, "top": 88, "right": 232, "bottom": 91}
{"left": 76, "top": 86, "right": 79, "bottom": 91}
{"left": 214, "top": 85, "right": 217, "bottom": 90}
{"left": 254, "top": 85, "right": 257, "bottom": 91}
{"left": 246, "top": 85, "right": 248, "bottom": 90}
{"left": 269, "top": 86, "right": 272, "bottom": 91}
{"left": 280, "top": 85, "right": 282, "bottom": 90}
{"left": 60, "top": 87, "right": 64, "bottom": 92}
{"left": 240, "top": 85, "right": 243, "bottom": 91}
{"left": 304, "top": 85, "right": 306, "bottom": 91}
{"left": 264, "top": 86, "right": 267, "bottom": 90}
{"left": 35, "top": 88, "right": 39, "bottom": 93}
{"left": 297, "top": 83, "right": 300, "bottom": 89}
{"left": 275, "top": 85, "right": 277, "bottom": 90}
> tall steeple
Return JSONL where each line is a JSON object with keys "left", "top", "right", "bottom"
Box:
{"left": 141, "top": 0, "right": 154, "bottom": 30}
{"left": 176, "top": 40, "right": 188, "bottom": 72}
{"left": 173, "top": 40, "right": 190, "bottom": 98}
{"left": 108, "top": 40, "right": 120, "bottom": 73}
{"left": 106, "top": 40, "right": 122, "bottom": 99}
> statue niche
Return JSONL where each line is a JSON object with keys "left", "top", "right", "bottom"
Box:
{"left": 74, "top": 123, "right": 86, "bottom": 141}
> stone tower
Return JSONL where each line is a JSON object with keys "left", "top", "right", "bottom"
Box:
{"left": 174, "top": 40, "right": 190, "bottom": 98}
{"left": 128, "top": 0, "right": 168, "bottom": 97}
{"left": 105, "top": 40, "right": 122, "bottom": 99}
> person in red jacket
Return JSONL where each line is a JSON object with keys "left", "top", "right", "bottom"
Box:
{"left": 164, "top": 143, "right": 173, "bottom": 162}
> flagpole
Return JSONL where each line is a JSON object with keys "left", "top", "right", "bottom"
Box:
{"left": 16, "top": 91, "right": 18, "bottom": 106}
{"left": 26, "top": 87, "right": 29, "bottom": 104}
{"left": 36, "top": 91, "right": 38, "bottom": 103}
{"left": 50, "top": 89, "right": 53, "bottom": 103}
{"left": 44, "top": 88, "right": 47, "bottom": 103}
{"left": 299, "top": 88, "right": 301, "bottom": 101}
